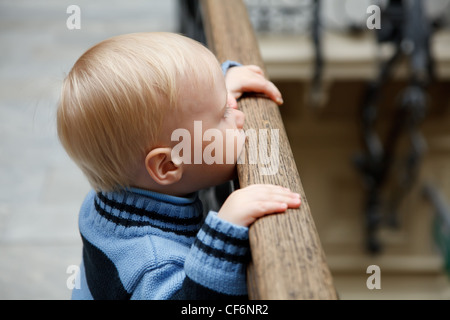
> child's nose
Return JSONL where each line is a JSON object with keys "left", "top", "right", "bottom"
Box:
{"left": 234, "top": 109, "right": 245, "bottom": 130}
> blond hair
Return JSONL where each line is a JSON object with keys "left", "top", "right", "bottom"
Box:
{"left": 57, "top": 32, "right": 219, "bottom": 191}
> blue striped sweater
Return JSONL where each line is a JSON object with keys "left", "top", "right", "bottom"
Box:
{"left": 71, "top": 188, "right": 250, "bottom": 300}
{"left": 72, "top": 60, "right": 245, "bottom": 300}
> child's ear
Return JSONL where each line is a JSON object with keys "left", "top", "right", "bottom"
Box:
{"left": 145, "top": 148, "right": 183, "bottom": 185}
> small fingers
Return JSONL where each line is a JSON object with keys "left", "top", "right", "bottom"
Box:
{"left": 245, "top": 77, "right": 283, "bottom": 105}
{"left": 266, "top": 187, "right": 301, "bottom": 209}
{"left": 264, "top": 80, "right": 283, "bottom": 105}
{"left": 245, "top": 66, "right": 283, "bottom": 105}
{"left": 246, "top": 65, "right": 264, "bottom": 76}
{"left": 247, "top": 184, "right": 301, "bottom": 212}
{"left": 257, "top": 200, "right": 289, "bottom": 215}
{"left": 219, "top": 184, "right": 301, "bottom": 227}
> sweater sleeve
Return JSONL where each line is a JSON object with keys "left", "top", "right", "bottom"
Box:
{"left": 221, "top": 60, "right": 242, "bottom": 76}
{"left": 172, "top": 211, "right": 250, "bottom": 299}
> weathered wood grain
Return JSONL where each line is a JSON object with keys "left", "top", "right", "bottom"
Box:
{"left": 200, "top": 0, "right": 338, "bottom": 299}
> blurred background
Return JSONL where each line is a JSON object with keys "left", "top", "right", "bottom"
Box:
{"left": 1, "top": 0, "right": 449, "bottom": 299}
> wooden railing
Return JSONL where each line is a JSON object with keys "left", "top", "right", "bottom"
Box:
{"left": 199, "top": 0, "right": 337, "bottom": 299}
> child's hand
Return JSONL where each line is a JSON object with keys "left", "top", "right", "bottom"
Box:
{"left": 217, "top": 184, "right": 301, "bottom": 227}
{"left": 224, "top": 65, "right": 283, "bottom": 109}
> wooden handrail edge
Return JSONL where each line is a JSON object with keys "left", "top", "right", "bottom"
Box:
{"left": 200, "top": 0, "right": 338, "bottom": 300}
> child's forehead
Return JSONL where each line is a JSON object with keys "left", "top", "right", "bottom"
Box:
{"left": 179, "top": 62, "right": 223, "bottom": 94}
{"left": 177, "top": 72, "right": 226, "bottom": 111}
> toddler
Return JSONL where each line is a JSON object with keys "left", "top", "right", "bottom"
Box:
{"left": 57, "top": 32, "right": 301, "bottom": 299}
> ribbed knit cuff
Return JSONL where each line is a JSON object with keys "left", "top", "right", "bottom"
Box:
{"left": 184, "top": 211, "right": 250, "bottom": 296}
{"left": 221, "top": 60, "right": 242, "bottom": 76}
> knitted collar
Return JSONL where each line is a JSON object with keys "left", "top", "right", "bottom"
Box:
{"left": 93, "top": 188, "right": 204, "bottom": 241}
